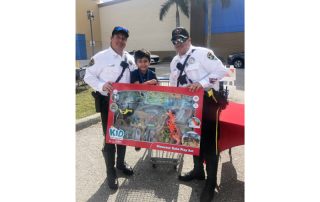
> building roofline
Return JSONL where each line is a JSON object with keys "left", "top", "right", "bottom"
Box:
{"left": 98, "top": 0, "right": 131, "bottom": 8}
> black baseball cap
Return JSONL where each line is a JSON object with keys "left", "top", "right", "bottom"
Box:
{"left": 112, "top": 26, "right": 129, "bottom": 38}
{"left": 171, "top": 27, "right": 189, "bottom": 40}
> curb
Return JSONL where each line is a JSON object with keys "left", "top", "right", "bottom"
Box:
{"left": 76, "top": 113, "right": 101, "bottom": 131}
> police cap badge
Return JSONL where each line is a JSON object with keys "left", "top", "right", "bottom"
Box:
{"left": 171, "top": 27, "right": 189, "bottom": 40}
{"left": 174, "top": 29, "right": 181, "bottom": 34}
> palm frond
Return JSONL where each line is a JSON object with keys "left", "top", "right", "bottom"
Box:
{"left": 159, "top": 0, "right": 175, "bottom": 21}
{"left": 194, "top": 0, "right": 207, "bottom": 13}
{"left": 210, "top": 0, "right": 231, "bottom": 10}
{"left": 177, "top": 0, "right": 190, "bottom": 18}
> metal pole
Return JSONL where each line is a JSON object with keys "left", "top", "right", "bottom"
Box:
{"left": 90, "top": 18, "right": 94, "bottom": 56}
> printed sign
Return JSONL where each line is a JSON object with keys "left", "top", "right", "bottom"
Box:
{"left": 105, "top": 83, "right": 204, "bottom": 155}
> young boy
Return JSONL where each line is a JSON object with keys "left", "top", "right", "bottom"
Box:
{"left": 131, "top": 49, "right": 159, "bottom": 86}
{"left": 130, "top": 49, "right": 159, "bottom": 151}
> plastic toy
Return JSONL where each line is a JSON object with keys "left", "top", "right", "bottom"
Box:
{"left": 110, "top": 89, "right": 200, "bottom": 148}
{"left": 166, "top": 110, "right": 182, "bottom": 145}
{"left": 106, "top": 83, "right": 204, "bottom": 156}
{"left": 119, "top": 108, "right": 133, "bottom": 114}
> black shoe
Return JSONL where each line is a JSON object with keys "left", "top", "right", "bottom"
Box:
{"left": 200, "top": 177, "right": 216, "bottom": 202}
{"left": 179, "top": 154, "right": 205, "bottom": 181}
{"left": 116, "top": 145, "right": 134, "bottom": 175}
{"left": 178, "top": 168, "right": 205, "bottom": 181}
{"left": 200, "top": 152, "right": 219, "bottom": 202}
{"left": 135, "top": 147, "right": 141, "bottom": 151}
{"left": 107, "top": 168, "right": 119, "bottom": 190}
{"left": 116, "top": 162, "right": 134, "bottom": 175}
{"left": 102, "top": 150, "right": 119, "bottom": 190}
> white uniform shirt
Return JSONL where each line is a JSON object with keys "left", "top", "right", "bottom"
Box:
{"left": 169, "top": 45, "right": 228, "bottom": 91}
{"left": 84, "top": 47, "right": 137, "bottom": 96}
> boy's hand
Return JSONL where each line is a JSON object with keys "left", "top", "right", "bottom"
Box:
{"left": 148, "top": 79, "right": 158, "bottom": 85}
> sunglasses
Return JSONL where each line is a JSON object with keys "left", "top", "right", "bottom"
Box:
{"left": 171, "top": 37, "right": 187, "bottom": 45}
{"left": 115, "top": 26, "right": 129, "bottom": 33}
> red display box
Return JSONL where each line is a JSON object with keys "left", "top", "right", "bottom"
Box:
{"left": 105, "top": 83, "right": 204, "bottom": 156}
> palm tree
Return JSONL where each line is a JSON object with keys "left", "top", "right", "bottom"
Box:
{"left": 192, "top": 0, "right": 231, "bottom": 48}
{"left": 206, "top": 0, "right": 231, "bottom": 48}
{"left": 159, "top": 0, "right": 190, "bottom": 28}
{"left": 159, "top": 0, "right": 230, "bottom": 49}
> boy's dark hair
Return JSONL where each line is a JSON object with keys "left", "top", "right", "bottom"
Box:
{"left": 134, "top": 49, "right": 151, "bottom": 63}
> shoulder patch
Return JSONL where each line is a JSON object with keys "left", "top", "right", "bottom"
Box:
{"left": 88, "top": 58, "right": 95, "bottom": 67}
{"left": 207, "top": 52, "right": 218, "bottom": 60}
{"left": 129, "top": 60, "right": 133, "bottom": 65}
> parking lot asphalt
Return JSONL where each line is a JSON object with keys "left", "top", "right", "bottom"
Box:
{"left": 76, "top": 123, "right": 244, "bottom": 202}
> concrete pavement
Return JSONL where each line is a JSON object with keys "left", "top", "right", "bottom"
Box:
{"left": 76, "top": 123, "right": 244, "bottom": 202}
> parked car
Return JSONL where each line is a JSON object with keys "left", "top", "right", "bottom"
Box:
{"left": 128, "top": 51, "right": 160, "bottom": 64}
{"left": 227, "top": 52, "right": 244, "bottom": 68}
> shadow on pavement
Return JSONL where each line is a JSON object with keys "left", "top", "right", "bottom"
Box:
{"left": 86, "top": 178, "right": 117, "bottom": 202}
{"left": 183, "top": 153, "right": 244, "bottom": 202}
{"left": 87, "top": 150, "right": 181, "bottom": 202}
{"left": 86, "top": 150, "right": 244, "bottom": 202}
{"left": 213, "top": 154, "right": 245, "bottom": 202}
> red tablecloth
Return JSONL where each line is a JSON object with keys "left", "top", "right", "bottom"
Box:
{"left": 218, "top": 102, "right": 245, "bottom": 152}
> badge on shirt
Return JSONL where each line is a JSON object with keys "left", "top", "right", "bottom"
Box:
{"left": 189, "top": 57, "right": 195, "bottom": 64}
{"left": 129, "top": 60, "right": 133, "bottom": 65}
{"left": 109, "top": 64, "right": 115, "bottom": 66}
{"left": 88, "top": 58, "right": 95, "bottom": 67}
{"left": 207, "top": 52, "right": 218, "bottom": 60}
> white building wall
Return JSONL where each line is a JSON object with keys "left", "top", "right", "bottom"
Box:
{"left": 99, "top": 0, "right": 190, "bottom": 52}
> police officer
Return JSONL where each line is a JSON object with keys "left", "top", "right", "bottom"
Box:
{"left": 84, "top": 26, "right": 137, "bottom": 190}
{"left": 169, "top": 27, "right": 228, "bottom": 202}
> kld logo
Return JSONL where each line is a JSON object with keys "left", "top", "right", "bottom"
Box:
{"left": 109, "top": 126, "right": 124, "bottom": 140}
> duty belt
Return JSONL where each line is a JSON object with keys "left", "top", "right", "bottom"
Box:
{"left": 101, "top": 94, "right": 110, "bottom": 102}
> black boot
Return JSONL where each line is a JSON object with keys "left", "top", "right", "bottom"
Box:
{"left": 135, "top": 147, "right": 141, "bottom": 151}
{"left": 178, "top": 154, "right": 205, "bottom": 181}
{"left": 102, "top": 150, "right": 118, "bottom": 190}
{"left": 116, "top": 145, "right": 133, "bottom": 175}
{"left": 200, "top": 152, "right": 219, "bottom": 202}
